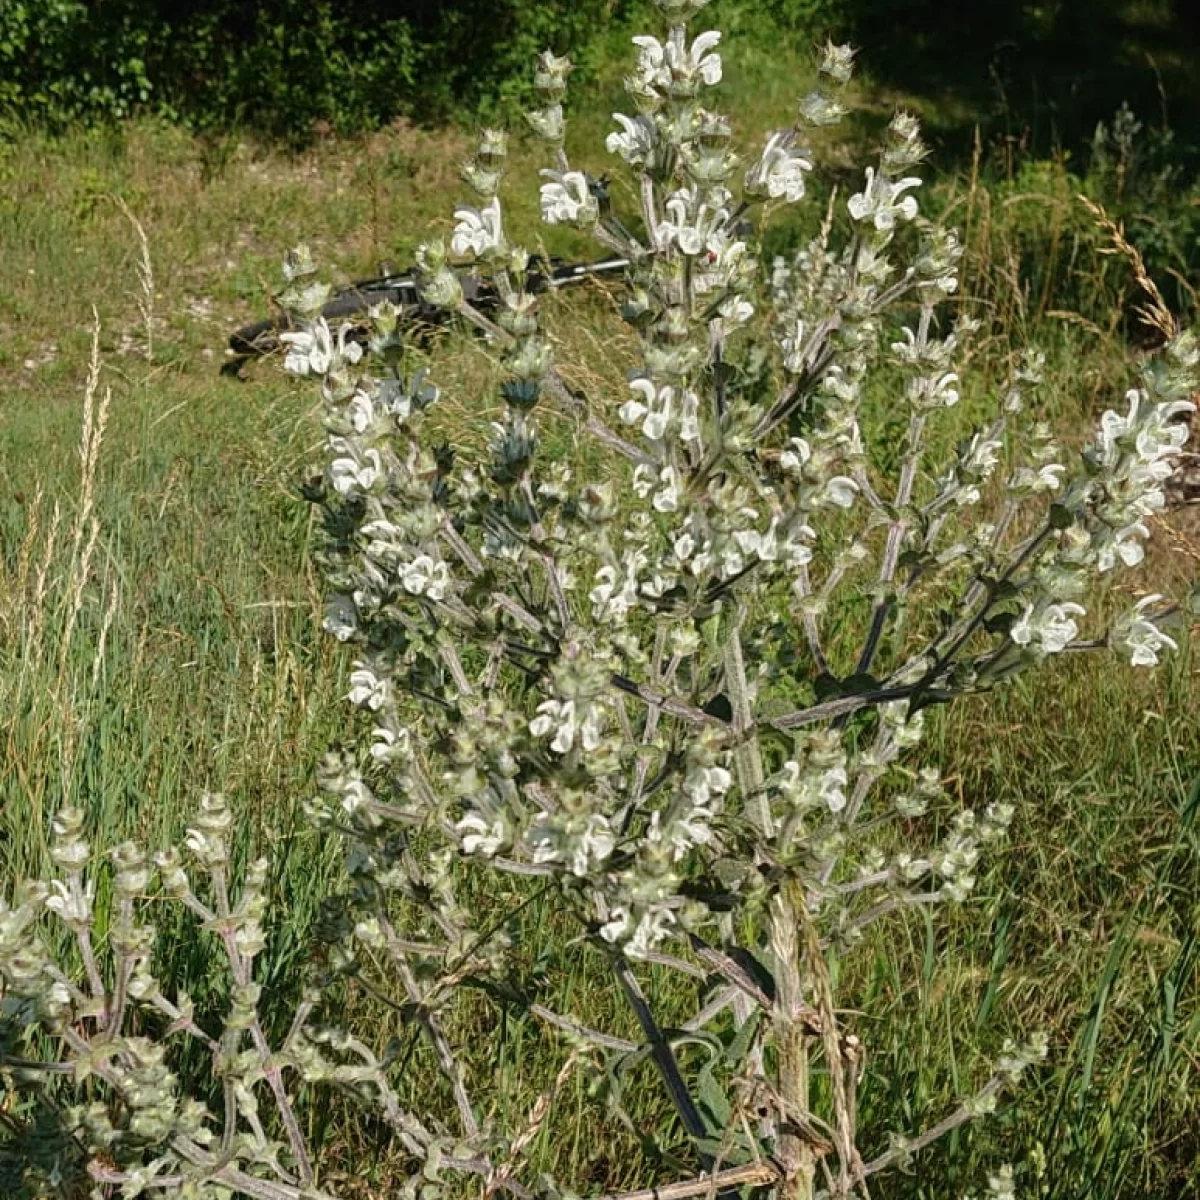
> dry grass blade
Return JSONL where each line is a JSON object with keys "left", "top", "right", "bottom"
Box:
{"left": 1077, "top": 193, "right": 1177, "bottom": 343}
{"left": 484, "top": 1050, "right": 587, "bottom": 1198}
{"left": 58, "top": 312, "right": 112, "bottom": 686}
{"left": 113, "top": 193, "right": 156, "bottom": 362}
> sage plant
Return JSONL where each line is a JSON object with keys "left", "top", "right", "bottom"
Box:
{"left": 287, "top": 2, "right": 1195, "bottom": 1196}
{"left": 2, "top": 2, "right": 1196, "bottom": 1198}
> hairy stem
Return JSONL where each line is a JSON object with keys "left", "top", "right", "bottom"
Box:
{"left": 769, "top": 878, "right": 818, "bottom": 1200}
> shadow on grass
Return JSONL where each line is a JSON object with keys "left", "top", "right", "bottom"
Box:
{"left": 818, "top": 0, "right": 1200, "bottom": 162}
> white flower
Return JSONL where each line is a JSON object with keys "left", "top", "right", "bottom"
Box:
{"left": 652, "top": 465, "right": 682, "bottom": 512}
{"left": 540, "top": 170, "right": 597, "bottom": 226}
{"left": 631, "top": 34, "right": 666, "bottom": 84}
{"left": 631, "top": 30, "right": 722, "bottom": 94}
{"left": 348, "top": 664, "right": 389, "bottom": 710}
{"left": 964, "top": 434, "right": 1003, "bottom": 476}
{"left": 606, "top": 112, "right": 657, "bottom": 165}
{"left": 621, "top": 377, "right": 673, "bottom": 441}
{"left": 688, "top": 30, "right": 723, "bottom": 84}
{"left": 779, "top": 437, "right": 812, "bottom": 474}
{"left": 821, "top": 476, "right": 859, "bottom": 509}
{"left": 1137, "top": 402, "right": 1193, "bottom": 458}
{"left": 1095, "top": 521, "right": 1149, "bottom": 572}
{"left": 346, "top": 390, "right": 379, "bottom": 432}
{"left": 734, "top": 520, "right": 779, "bottom": 562}
{"left": 697, "top": 228, "right": 749, "bottom": 293}
{"left": 183, "top": 826, "right": 226, "bottom": 867}
{"left": 745, "top": 130, "right": 813, "bottom": 202}
{"left": 451, "top": 197, "right": 504, "bottom": 258}
{"left": 847, "top": 167, "right": 922, "bottom": 230}
{"left": 457, "top": 812, "right": 506, "bottom": 857}
{"left": 660, "top": 189, "right": 707, "bottom": 256}
{"left": 341, "top": 775, "right": 373, "bottom": 814}
{"left": 619, "top": 394, "right": 648, "bottom": 428}
{"left": 777, "top": 759, "right": 847, "bottom": 813}
{"left": 589, "top": 553, "right": 645, "bottom": 623}
{"left": 280, "top": 325, "right": 329, "bottom": 376}
{"left": 370, "top": 725, "right": 411, "bottom": 763}
{"left": 281, "top": 318, "right": 360, "bottom": 377}
{"left": 926, "top": 371, "right": 961, "bottom": 409}
{"left": 1097, "top": 388, "right": 1142, "bottom": 463}
{"left": 649, "top": 806, "right": 712, "bottom": 861}
{"left": 530, "top": 812, "right": 615, "bottom": 877}
{"left": 781, "top": 524, "right": 815, "bottom": 568}
{"left": 400, "top": 554, "right": 450, "bottom": 601}
{"left": 1009, "top": 462, "right": 1065, "bottom": 494}
{"left": 717, "top": 295, "right": 754, "bottom": 330}
{"left": 632, "top": 463, "right": 656, "bottom": 499}
{"left": 600, "top": 904, "right": 677, "bottom": 958}
{"left": 658, "top": 188, "right": 736, "bottom": 266}
{"left": 44, "top": 879, "right": 93, "bottom": 926}
{"left": 1010, "top": 601, "right": 1085, "bottom": 655}
{"left": 530, "top": 698, "right": 604, "bottom": 754}
{"left": 821, "top": 765, "right": 849, "bottom": 813}
{"left": 1096, "top": 389, "right": 1192, "bottom": 466}
{"left": 1113, "top": 594, "right": 1178, "bottom": 666}
{"left": 329, "top": 442, "right": 383, "bottom": 495}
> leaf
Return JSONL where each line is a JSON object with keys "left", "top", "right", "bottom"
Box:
{"left": 1049, "top": 501, "right": 1075, "bottom": 530}
{"left": 723, "top": 1009, "right": 762, "bottom": 1064}
{"left": 1186, "top": 580, "right": 1200, "bottom": 617}
{"left": 697, "top": 1061, "right": 732, "bottom": 1132}
{"left": 840, "top": 672, "right": 882, "bottom": 696}
{"left": 695, "top": 1135, "right": 744, "bottom": 1162}
{"left": 984, "top": 610, "right": 1017, "bottom": 635}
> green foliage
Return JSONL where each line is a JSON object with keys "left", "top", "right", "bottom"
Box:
{"left": 4, "top": 0, "right": 1200, "bottom": 149}
{"left": 0, "top": 0, "right": 152, "bottom": 124}
{"left": 0, "top": 0, "right": 651, "bottom": 137}
{"left": 947, "top": 105, "right": 1200, "bottom": 348}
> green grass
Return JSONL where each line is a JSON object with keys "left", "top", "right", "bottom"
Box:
{"left": 1, "top": 48, "right": 1198, "bottom": 1200}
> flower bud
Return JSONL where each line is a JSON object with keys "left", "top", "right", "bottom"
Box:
{"left": 282, "top": 243, "right": 318, "bottom": 283}
{"left": 534, "top": 50, "right": 573, "bottom": 102}
{"left": 51, "top": 808, "right": 89, "bottom": 872}
{"left": 818, "top": 41, "right": 856, "bottom": 86}
{"left": 421, "top": 266, "right": 464, "bottom": 310}
{"left": 525, "top": 105, "right": 565, "bottom": 143}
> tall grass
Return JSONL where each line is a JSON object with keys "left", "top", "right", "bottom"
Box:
{"left": 0, "top": 100, "right": 1196, "bottom": 1198}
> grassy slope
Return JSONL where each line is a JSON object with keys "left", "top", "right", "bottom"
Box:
{"left": 0, "top": 25, "right": 1198, "bottom": 1200}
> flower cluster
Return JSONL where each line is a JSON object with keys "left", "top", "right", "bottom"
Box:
{"left": 0, "top": 798, "right": 334, "bottom": 1200}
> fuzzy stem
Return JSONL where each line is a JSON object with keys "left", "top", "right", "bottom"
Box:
{"left": 598, "top": 1163, "right": 781, "bottom": 1200}
{"left": 770, "top": 879, "right": 816, "bottom": 1200}
{"left": 722, "top": 605, "right": 769, "bottom": 835}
